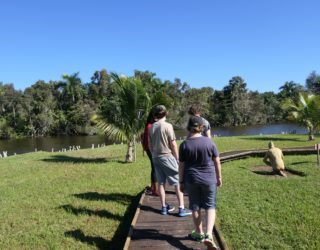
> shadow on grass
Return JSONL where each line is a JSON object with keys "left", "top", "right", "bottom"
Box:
{"left": 64, "top": 191, "right": 143, "bottom": 249}
{"left": 285, "top": 167, "right": 307, "bottom": 177}
{"left": 252, "top": 166, "right": 306, "bottom": 177}
{"left": 240, "top": 136, "right": 304, "bottom": 142}
{"left": 130, "top": 228, "right": 192, "bottom": 250}
{"left": 42, "top": 155, "right": 126, "bottom": 164}
{"left": 252, "top": 170, "right": 275, "bottom": 176}
{"left": 65, "top": 229, "right": 111, "bottom": 250}
{"left": 73, "top": 192, "right": 133, "bottom": 205}
{"left": 290, "top": 161, "right": 313, "bottom": 165}
{"left": 59, "top": 204, "right": 123, "bottom": 221}
{"left": 42, "top": 155, "right": 108, "bottom": 163}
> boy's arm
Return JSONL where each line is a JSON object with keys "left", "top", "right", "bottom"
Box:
{"left": 213, "top": 156, "right": 222, "bottom": 187}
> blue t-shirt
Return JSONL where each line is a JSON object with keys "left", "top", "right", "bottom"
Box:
{"left": 179, "top": 136, "right": 219, "bottom": 185}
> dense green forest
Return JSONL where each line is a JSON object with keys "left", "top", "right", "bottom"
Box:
{"left": 0, "top": 69, "right": 319, "bottom": 139}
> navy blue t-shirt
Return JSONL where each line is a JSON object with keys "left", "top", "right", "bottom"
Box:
{"left": 179, "top": 136, "right": 219, "bottom": 185}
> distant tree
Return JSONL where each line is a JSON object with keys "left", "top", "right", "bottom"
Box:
{"left": 0, "top": 117, "right": 15, "bottom": 139}
{"left": 88, "top": 69, "right": 112, "bottom": 104}
{"left": 246, "top": 91, "right": 265, "bottom": 124}
{"left": 23, "top": 81, "right": 56, "bottom": 136}
{"left": 306, "top": 71, "right": 320, "bottom": 94}
{"left": 222, "top": 76, "right": 249, "bottom": 126}
{"left": 210, "top": 90, "right": 226, "bottom": 126}
{"left": 262, "top": 92, "right": 283, "bottom": 123}
{"left": 282, "top": 92, "right": 320, "bottom": 140}
{"left": 95, "top": 73, "right": 150, "bottom": 162}
{"left": 278, "top": 81, "right": 304, "bottom": 101}
{"left": 61, "top": 72, "right": 85, "bottom": 105}
{"left": 0, "top": 83, "right": 25, "bottom": 136}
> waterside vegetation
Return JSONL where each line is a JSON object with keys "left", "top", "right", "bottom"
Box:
{"left": 1, "top": 70, "right": 320, "bottom": 140}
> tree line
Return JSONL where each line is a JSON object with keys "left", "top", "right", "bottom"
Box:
{"left": 0, "top": 69, "right": 320, "bottom": 140}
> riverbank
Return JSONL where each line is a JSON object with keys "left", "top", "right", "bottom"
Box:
{"left": 0, "top": 122, "right": 309, "bottom": 156}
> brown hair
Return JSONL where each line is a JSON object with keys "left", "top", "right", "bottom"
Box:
{"left": 153, "top": 105, "right": 167, "bottom": 119}
{"left": 187, "top": 126, "right": 203, "bottom": 133}
{"left": 188, "top": 103, "right": 202, "bottom": 116}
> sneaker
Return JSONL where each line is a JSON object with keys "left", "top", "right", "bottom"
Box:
{"left": 203, "top": 234, "right": 218, "bottom": 250}
{"left": 178, "top": 207, "right": 192, "bottom": 217}
{"left": 161, "top": 204, "right": 175, "bottom": 215}
{"left": 188, "top": 230, "right": 204, "bottom": 242}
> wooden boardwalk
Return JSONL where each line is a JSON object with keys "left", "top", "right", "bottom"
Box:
{"left": 125, "top": 188, "right": 223, "bottom": 250}
{"left": 125, "top": 146, "right": 316, "bottom": 250}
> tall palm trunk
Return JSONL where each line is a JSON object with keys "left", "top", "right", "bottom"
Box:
{"left": 126, "top": 140, "right": 134, "bottom": 162}
{"left": 308, "top": 126, "right": 315, "bottom": 140}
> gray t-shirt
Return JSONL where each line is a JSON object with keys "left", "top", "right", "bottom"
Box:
{"left": 201, "top": 117, "right": 211, "bottom": 137}
{"left": 179, "top": 136, "right": 219, "bottom": 185}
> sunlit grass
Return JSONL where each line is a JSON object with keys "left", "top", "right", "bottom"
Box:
{"left": 0, "top": 134, "right": 319, "bottom": 249}
{"left": 217, "top": 155, "right": 320, "bottom": 249}
{"left": 0, "top": 145, "right": 150, "bottom": 249}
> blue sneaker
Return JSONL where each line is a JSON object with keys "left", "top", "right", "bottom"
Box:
{"left": 178, "top": 207, "right": 192, "bottom": 217}
{"left": 161, "top": 204, "right": 175, "bottom": 215}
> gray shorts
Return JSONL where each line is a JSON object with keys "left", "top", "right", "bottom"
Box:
{"left": 152, "top": 155, "right": 179, "bottom": 185}
{"left": 188, "top": 183, "right": 217, "bottom": 210}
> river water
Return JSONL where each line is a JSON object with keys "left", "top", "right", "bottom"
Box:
{"left": 0, "top": 123, "right": 307, "bottom": 156}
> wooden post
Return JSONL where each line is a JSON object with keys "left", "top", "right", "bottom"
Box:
{"left": 315, "top": 144, "right": 320, "bottom": 166}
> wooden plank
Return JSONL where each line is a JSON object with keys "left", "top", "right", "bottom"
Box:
{"left": 128, "top": 185, "right": 221, "bottom": 250}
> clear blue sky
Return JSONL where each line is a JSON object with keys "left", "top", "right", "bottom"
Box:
{"left": 1, "top": 0, "right": 319, "bottom": 93}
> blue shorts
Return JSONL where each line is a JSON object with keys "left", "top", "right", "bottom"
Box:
{"left": 187, "top": 183, "right": 217, "bottom": 210}
{"left": 153, "top": 155, "right": 179, "bottom": 185}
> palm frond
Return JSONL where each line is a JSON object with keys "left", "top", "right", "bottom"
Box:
{"left": 95, "top": 119, "right": 127, "bottom": 142}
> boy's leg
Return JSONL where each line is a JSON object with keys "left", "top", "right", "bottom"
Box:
{"left": 205, "top": 208, "right": 216, "bottom": 235}
{"left": 159, "top": 183, "right": 166, "bottom": 207}
{"left": 174, "top": 184, "right": 185, "bottom": 208}
{"left": 192, "top": 209, "right": 203, "bottom": 234}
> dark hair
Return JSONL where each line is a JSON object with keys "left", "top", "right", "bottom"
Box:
{"left": 153, "top": 105, "right": 167, "bottom": 119}
{"left": 187, "top": 116, "right": 204, "bottom": 133}
{"left": 146, "top": 111, "right": 155, "bottom": 123}
{"left": 188, "top": 103, "right": 202, "bottom": 116}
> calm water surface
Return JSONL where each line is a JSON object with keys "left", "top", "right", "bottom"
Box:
{"left": 0, "top": 123, "right": 307, "bottom": 156}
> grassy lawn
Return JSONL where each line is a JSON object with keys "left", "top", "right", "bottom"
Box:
{"left": 0, "top": 134, "right": 319, "bottom": 249}
{"left": 0, "top": 145, "right": 151, "bottom": 249}
{"left": 217, "top": 155, "right": 320, "bottom": 249}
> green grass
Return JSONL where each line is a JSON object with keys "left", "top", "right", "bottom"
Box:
{"left": 0, "top": 134, "right": 319, "bottom": 249}
{"left": 0, "top": 145, "right": 151, "bottom": 249}
{"left": 217, "top": 155, "right": 320, "bottom": 249}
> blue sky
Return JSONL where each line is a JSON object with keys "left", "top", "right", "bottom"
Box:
{"left": 1, "top": 0, "right": 319, "bottom": 93}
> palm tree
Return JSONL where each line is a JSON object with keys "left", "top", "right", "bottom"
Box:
{"left": 282, "top": 93, "right": 320, "bottom": 140}
{"left": 278, "top": 81, "right": 304, "bottom": 101}
{"left": 94, "top": 73, "right": 150, "bottom": 162}
{"left": 61, "top": 73, "right": 84, "bottom": 103}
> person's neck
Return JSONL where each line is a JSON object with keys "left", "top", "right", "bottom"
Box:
{"left": 156, "top": 117, "right": 166, "bottom": 122}
{"left": 189, "top": 132, "right": 202, "bottom": 138}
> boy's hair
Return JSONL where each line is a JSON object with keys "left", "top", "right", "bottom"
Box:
{"left": 153, "top": 105, "right": 167, "bottom": 119}
{"left": 188, "top": 103, "right": 202, "bottom": 115}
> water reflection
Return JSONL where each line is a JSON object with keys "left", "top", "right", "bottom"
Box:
{"left": 0, "top": 123, "right": 307, "bottom": 156}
